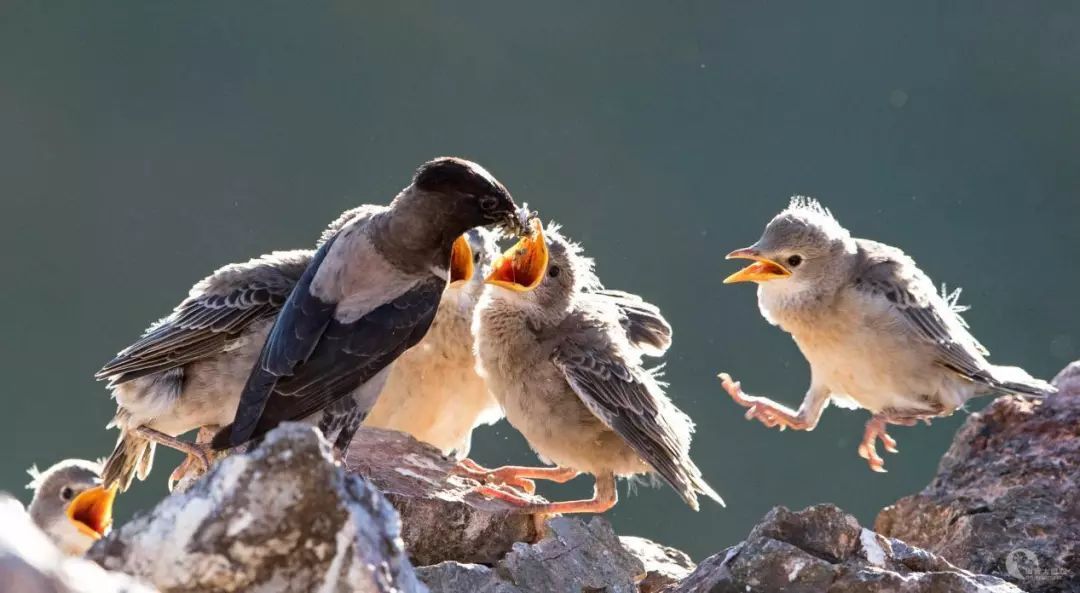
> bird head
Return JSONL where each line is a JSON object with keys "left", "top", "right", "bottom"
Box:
{"left": 485, "top": 220, "right": 600, "bottom": 318}
{"left": 448, "top": 227, "right": 500, "bottom": 292}
{"left": 27, "top": 459, "right": 117, "bottom": 556}
{"left": 724, "top": 196, "right": 854, "bottom": 293}
{"left": 412, "top": 157, "right": 530, "bottom": 237}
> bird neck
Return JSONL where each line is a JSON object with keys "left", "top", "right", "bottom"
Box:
{"left": 375, "top": 188, "right": 473, "bottom": 274}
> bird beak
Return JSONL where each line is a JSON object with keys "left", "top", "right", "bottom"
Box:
{"left": 449, "top": 235, "right": 474, "bottom": 286}
{"left": 723, "top": 247, "right": 791, "bottom": 284}
{"left": 65, "top": 484, "right": 118, "bottom": 540}
{"left": 486, "top": 218, "right": 548, "bottom": 292}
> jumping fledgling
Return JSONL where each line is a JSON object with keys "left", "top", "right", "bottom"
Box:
{"left": 98, "top": 157, "right": 527, "bottom": 491}
{"left": 211, "top": 158, "right": 527, "bottom": 454}
{"left": 472, "top": 220, "right": 722, "bottom": 514}
{"left": 720, "top": 197, "right": 1056, "bottom": 471}
{"left": 27, "top": 459, "right": 117, "bottom": 556}
{"left": 364, "top": 228, "right": 504, "bottom": 458}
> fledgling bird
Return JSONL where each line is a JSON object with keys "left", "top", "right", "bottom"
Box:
{"left": 98, "top": 157, "right": 527, "bottom": 491}
{"left": 26, "top": 459, "right": 117, "bottom": 556}
{"left": 472, "top": 220, "right": 722, "bottom": 514}
{"left": 720, "top": 197, "right": 1056, "bottom": 471}
{"left": 363, "top": 227, "right": 504, "bottom": 458}
{"left": 211, "top": 157, "right": 527, "bottom": 453}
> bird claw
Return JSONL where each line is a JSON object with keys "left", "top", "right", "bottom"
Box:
{"left": 451, "top": 461, "right": 538, "bottom": 495}
{"left": 722, "top": 374, "right": 802, "bottom": 431}
{"left": 475, "top": 484, "right": 536, "bottom": 507}
{"left": 859, "top": 418, "right": 900, "bottom": 472}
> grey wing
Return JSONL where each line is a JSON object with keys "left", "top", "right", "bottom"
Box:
{"left": 852, "top": 240, "right": 996, "bottom": 384}
{"left": 589, "top": 289, "right": 672, "bottom": 356}
{"left": 96, "top": 251, "right": 311, "bottom": 384}
{"left": 552, "top": 333, "right": 721, "bottom": 509}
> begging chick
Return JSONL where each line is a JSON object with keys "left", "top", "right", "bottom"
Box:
{"left": 27, "top": 459, "right": 117, "bottom": 556}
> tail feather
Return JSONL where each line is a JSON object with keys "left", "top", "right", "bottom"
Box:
{"left": 989, "top": 365, "right": 1057, "bottom": 397}
{"left": 103, "top": 431, "right": 154, "bottom": 492}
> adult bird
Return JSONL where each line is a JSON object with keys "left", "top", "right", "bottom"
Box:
{"left": 364, "top": 228, "right": 505, "bottom": 459}
{"left": 720, "top": 197, "right": 1056, "bottom": 471}
{"left": 27, "top": 459, "right": 117, "bottom": 556}
{"left": 97, "top": 157, "right": 526, "bottom": 490}
{"left": 212, "top": 157, "right": 527, "bottom": 453}
{"left": 472, "top": 220, "right": 722, "bottom": 514}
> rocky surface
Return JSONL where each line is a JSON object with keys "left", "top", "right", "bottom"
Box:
{"left": 670, "top": 504, "right": 1022, "bottom": 593}
{"left": 0, "top": 494, "right": 156, "bottom": 593}
{"left": 417, "top": 517, "right": 645, "bottom": 593}
{"left": 619, "top": 535, "right": 695, "bottom": 593}
{"left": 876, "top": 361, "right": 1080, "bottom": 592}
{"left": 344, "top": 426, "right": 549, "bottom": 565}
{"left": 87, "top": 424, "right": 425, "bottom": 593}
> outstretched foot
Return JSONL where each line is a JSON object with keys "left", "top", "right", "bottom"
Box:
{"left": 858, "top": 416, "right": 899, "bottom": 473}
{"left": 718, "top": 373, "right": 809, "bottom": 431}
{"left": 477, "top": 472, "right": 616, "bottom": 516}
{"left": 451, "top": 459, "right": 537, "bottom": 494}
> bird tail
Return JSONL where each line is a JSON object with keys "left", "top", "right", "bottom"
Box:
{"left": 102, "top": 430, "right": 155, "bottom": 492}
{"left": 987, "top": 365, "right": 1057, "bottom": 398}
{"left": 656, "top": 457, "right": 725, "bottom": 511}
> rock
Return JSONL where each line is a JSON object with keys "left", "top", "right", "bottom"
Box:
{"left": 619, "top": 536, "right": 695, "bottom": 593}
{"left": 87, "top": 423, "right": 426, "bottom": 593}
{"left": 417, "top": 517, "right": 646, "bottom": 593}
{"left": 876, "top": 361, "right": 1080, "bottom": 593}
{"left": 670, "top": 504, "right": 1022, "bottom": 593}
{"left": 344, "top": 426, "right": 548, "bottom": 565}
{"left": 0, "top": 494, "right": 156, "bottom": 593}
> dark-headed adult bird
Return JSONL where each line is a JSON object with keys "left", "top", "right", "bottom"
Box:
{"left": 472, "top": 220, "right": 722, "bottom": 514}
{"left": 719, "top": 197, "right": 1056, "bottom": 471}
{"left": 27, "top": 459, "right": 117, "bottom": 555}
{"left": 211, "top": 158, "right": 527, "bottom": 453}
{"left": 97, "top": 157, "right": 527, "bottom": 490}
{"left": 364, "top": 228, "right": 504, "bottom": 458}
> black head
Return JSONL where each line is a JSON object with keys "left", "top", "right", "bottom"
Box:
{"left": 413, "top": 157, "right": 525, "bottom": 234}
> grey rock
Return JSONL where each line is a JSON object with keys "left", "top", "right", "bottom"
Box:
{"left": 418, "top": 517, "right": 647, "bottom": 593}
{"left": 345, "top": 426, "right": 548, "bottom": 565}
{"left": 670, "top": 504, "right": 1022, "bottom": 593}
{"left": 0, "top": 494, "right": 156, "bottom": 593}
{"left": 87, "top": 424, "right": 426, "bottom": 593}
{"left": 619, "top": 536, "right": 695, "bottom": 593}
{"left": 877, "top": 360, "right": 1080, "bottom": 593}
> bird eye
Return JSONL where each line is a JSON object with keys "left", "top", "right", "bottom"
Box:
{"left": 60, "top": 487, "right": 74, "bottom": 501}
{"left": 548, "top": 265, "right": 560, "bottom": 278}
{"left": 787, "top": 255, "right": 803, "bottom": 268}
{"left": 479, "top": 195, "right": 498, "bottom": 211}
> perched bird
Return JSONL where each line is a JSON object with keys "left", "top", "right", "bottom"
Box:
{"left": 99, "top": 158, "right": 527, "bottom": 491}
{"left": 211, "top": 157, "right": 527, "bottom": 453}
{"left": 472, "top": 220, "right": 722, "bottom": 514}
{"left": 26, "top": 459, "right": 117, "bottom": 556}
{"left": 364, "top": 228, "right": 504, "bottom": 458}
{"left": 720, "top": 197, "right": 1056, "bottom": 471}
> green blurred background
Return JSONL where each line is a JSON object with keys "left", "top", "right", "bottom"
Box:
{"left": 1, "top": 2, "right": 1076, "bottom": 559}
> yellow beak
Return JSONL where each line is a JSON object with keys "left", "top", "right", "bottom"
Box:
{"left": 65, "top": 484, "right": 118, "bottom": 540}
{"left": 723, "top": 247, "right": 791, "bottom": 284}
{"left": 449, "top": 235, "right": 474, "bottom": 286}
{"left": 485, "top": 219, "right": 548, "bottom": 292}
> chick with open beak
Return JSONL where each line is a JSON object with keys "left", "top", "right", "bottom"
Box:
{"left": 27, "top": 459, "right": 117, "bottom": 556}
{"left": 720, "top": 196, "right": 1056, "bottom": 472}
{"left": 471, "top": 220, "right": 722, "bottom": 515}
{"left": 364, "top": 229, "right": 505, "bottom": 459}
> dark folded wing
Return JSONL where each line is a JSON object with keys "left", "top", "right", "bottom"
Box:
{"left": 226, "top": 273, "right": 444, "bottom": 446}
{"left": 589, "top": 289, "right": 672, "bottom": 356}
{"left": 96, "top": 258, "right": 305, "bottom": 384}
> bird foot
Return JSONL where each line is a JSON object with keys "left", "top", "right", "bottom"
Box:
{"left": 475, "top": 485, "right": 615, "bottom": 515}
{"left": 718, "top": 373, "right": 807, "bottom": 431}
{"left": 451, "top": 460, "right": 538, "bottom": 494}
{"left": 858, "top": 416, "right": 899, "bottom": 473}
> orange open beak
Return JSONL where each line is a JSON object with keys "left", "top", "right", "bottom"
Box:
{"left": 485, "top": 219, "right": 548, "bottom": 292}
{"left": 723, "top": 247, "right": 791, "bottom": 284}
{"left": 65, "top": 484, "right": 117, "bottom": 540}
{"left": 449, "top": 235, "right": 474, "bottom": 286}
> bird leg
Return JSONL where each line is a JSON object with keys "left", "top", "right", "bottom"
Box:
{"left": 453, "top": 461, "right": 579, "bottom": 495}
{"left": 167, "top": 427, "right": 217, "bottom": 491}
{"left": 128, "top": 426, "right": 212, "bottom": 491}
{"left": 718, "top": 373, "right": 828, "bottom": 431}
{"left": 857, "top": 415, "right": 920, "bottom": 472}
{"left": 478, "top": 471, "right": 617, "bottom": 516}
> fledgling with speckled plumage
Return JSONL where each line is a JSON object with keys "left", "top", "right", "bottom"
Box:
{"left": 471, "top": 220, "right": 722, "bottom": 514}
{"left": 27, "top": 459, "right": 116, "bottom": 556}
{"left": 363, "top": 228, "right": 504, "bottom": 458}
{"left": 720, "top": 197, "right": 1056, "bottom": 471}
{"left": 98, "top": 157, "right": 528, "bottom": 491}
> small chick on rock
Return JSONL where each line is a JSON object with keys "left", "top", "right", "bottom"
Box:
{"left": 472, "top": 220, "right": 722, "bottom": 514}
{"left": 364, "top": 228, "right": 504, "bottom": 459}
{"left": 27, "top": 459, "right": 117, "bottom": 556}
{"left": 720, "top": 197, "right": 1056, "bottom": 471}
